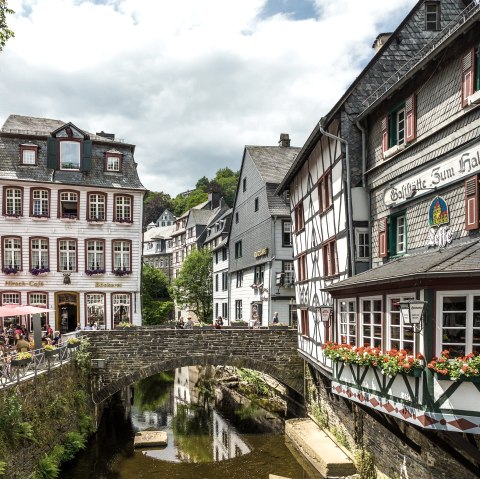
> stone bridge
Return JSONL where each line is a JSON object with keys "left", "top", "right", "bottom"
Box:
{"left": 85, "top": 327, "right": 304, "bottom": 403}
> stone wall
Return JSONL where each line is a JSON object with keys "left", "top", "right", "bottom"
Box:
{"left": 307, "top": 366, "right": 480, "bottom": 479}
{"left": 85, "top": 327, "right": 304, "bottom": 402}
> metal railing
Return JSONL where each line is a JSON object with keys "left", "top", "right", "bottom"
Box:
{"left": 360, "top": 1, "right": 480, "bottom": 112}
{"left": 0, "top": 341, "right": 79, "bottom": 389}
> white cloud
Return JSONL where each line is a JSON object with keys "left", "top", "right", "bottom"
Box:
{"left": 2, "top": 0, "right": 416, "bottom": 194}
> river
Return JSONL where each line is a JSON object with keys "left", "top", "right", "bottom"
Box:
{"left": 59, "top": 366, "right": 316, "bottom": 479}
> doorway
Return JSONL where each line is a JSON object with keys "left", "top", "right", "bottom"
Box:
{"left": 55, "top": 292, "right": 79, "bottom": 333}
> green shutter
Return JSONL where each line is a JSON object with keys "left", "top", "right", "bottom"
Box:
{"left": 388, "top": 111, "right": 396, "bottom": 148}
{"left": 46, "top": 137, "right": 58, "bottom": 169}
{"left": 82, "top": 140, "right": 92, "bottom": 172}
{"left": 475, "top": 45, "right": 480, "bottom": 92}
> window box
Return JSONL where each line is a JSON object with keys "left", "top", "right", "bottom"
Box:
{"left": 4, "top": 213, "right": 21, "bottom": 219}
{"left": 115, "top": 218, "right": 133, "bottom": 224}
{"left": 61, "top": 214, "right": 78, "bottom": 221}
{"left": 3, "top": 267, "right": 19, "bottom": 275}
{"left": 434, "top": 371, "right": 480, "bottom": 383}
{"left": 30, "top": 267, "right": 50, "bottom": 276}
{"left": 87, "top": 218, "right": 106, "bottom": 225}
{"left": 383, "top": 143, "right": 406, "bottom": 159}
{"left": 113, "top": 269, "right": 131, "bottom": 276}
{"left": 31, "top": 215, "right": 48, "bottom": 221}
{"left": 86, "top": 269, "right": 105, "bottom": 276}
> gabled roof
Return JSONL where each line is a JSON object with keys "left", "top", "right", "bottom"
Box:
{"left": 326, "top": 240, "right": 480, "bottom": 292}
{"left": 186, "top": 208, "right": 216, "bottom": 228}
{"left": 246, "top": 145, "right": 300, "bottom": 184}
{"left": 143, "top": 224, "right": 176, "bottom": 241}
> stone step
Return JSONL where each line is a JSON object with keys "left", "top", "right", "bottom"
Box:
{"left": 133, "top": 430, "right": 168, "bottom": 448}
{"left": 285, "top": 418, "right": 356, "bottom": 478}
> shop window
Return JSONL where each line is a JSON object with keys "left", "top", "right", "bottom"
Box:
{"left": 322, "top": 239, "right": 338, "bottom": 277}
{"left": 113, "top": 293, "right": 131, "bottom": 327}
{"left": 425, "top": 1, "right": 441, "bottom": 31}
{"left": 361, "top": 298, "right": 382, "bottom": 348}
{"left": 461, "top": 45, "right": 480, "bottom": 107}
{"left": 294, "top": 201, "right": 304, "bottom": 232}
{"left": 235, "top": 240, "right": 242, "bottom": 259}
{"left": 31, "top": 189, "right": 49, "bottom": 217}
{"left": 318, "top": 170, "right": 332, "bottom": 212}
{"left": 88, "top": 193, "right": 106, "bottom": 221}
{"left": 30, "top": 238, "right": 49, "bottom": 272}
{"left": 339, "top": 300, "right": 356, "bottom": 345}
{"left": 86, "top": 240, "right": 105, "bottom": 272}
{"left": 254, "top": 264, "right": 265, "bottom": 285}
{"left": 235, "top": 300, "right": 242, "bottom": 319}
{"left": 2, "top": 237, "right": 22, "bottom": 272}
{"left": 282, "top": 220, "right": 292, "bottom": 246}
{"left": 114, "top": 195, "right": 132, "bottom": 223}
{"left": 297, "top": 254, "right": 307, "bottom": 282}
{"left": 236, "top": 270, "right": 243, "bottom": 288}
{"left": 300, "top": 309, "right": 309, "bottom": 337}
{"left": 86, "top": 293, "right": 105, "bottom": 329}
{"left": 382, "top": 95, "right": 416, "bottom": 158}
{"left": 58, "top": 239, "right": 77, "bottom": 272}
{"left": 20, "top": 144, "right": 38, "bottom": 165}
{"left": 59, "top": 191, "right": 79, "bottom": 219}
{"left": 437, "top": 294, "right": 480, "bottom": 357}
{"left": 387, "top": 296, "right": 416, "bottom": 353}
{"left": 4, "top": 187, "right": 23, "bottom": 217}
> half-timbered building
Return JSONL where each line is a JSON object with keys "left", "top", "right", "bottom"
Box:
{"left": 0, "top": 114, "right": 146, "bottom": 331}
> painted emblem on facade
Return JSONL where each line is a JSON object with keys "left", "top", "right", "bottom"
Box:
{"left": 429, "top": 196, "right": 449, "bottom": 226}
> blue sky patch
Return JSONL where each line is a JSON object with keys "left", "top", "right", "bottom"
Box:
{"left": 259, "top": 0, "right": 317, "bottom": 21}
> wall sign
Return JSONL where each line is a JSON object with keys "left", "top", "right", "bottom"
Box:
{"left": 427, "top": 226, "right": 453, "bottom": 249}
{"left": 429, "top": 197, "right": 449, "bottom": 226}
{"left": 254, "top": 248, "right": 268, "bottom": 258}
{"left": 4, "top": 280, "right": 44, "bottom": 287}
{"left": 383, "top": 142, "right": 480, "bottom": 207}
{"left": 95, "top": 282, "right": 122, "bottom": 288}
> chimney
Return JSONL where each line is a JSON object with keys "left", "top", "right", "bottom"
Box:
{"left": 372, "top": 33, "right": 392, "bottom": 53}
{"left": 208, "top": 192, "right": 220, "bottom": 209}
{"left": 279, "top": 133, "right": 290, "bottom": 147}
{"left": 96, "top": 130, "right": 115, "bottom": 140}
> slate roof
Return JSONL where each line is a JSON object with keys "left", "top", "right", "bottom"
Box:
{"left": 187, "top": 208, "right": 216, "bottom": 228}
{"left": 0, "top": 115, "right": 145, "bottom": 190}
{"left": 246, "top": 146, "right": 300, "bottom": 184}
{"left": 143, "top": 224, "right": 175, "bottom": 241}
{"left": 204, "top": 208, "right": 232, "bottom": 244}
{"left": 266, "top": 183, "right": 290, "bottom": 216}
{"left": 326, "top": 240, "right": 480, "bottom": 292}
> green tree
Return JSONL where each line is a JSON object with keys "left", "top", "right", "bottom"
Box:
{"left": 141, "top": 264, "right": 173, "bottom": 325}
{"left": 0, "top": 1, "right": 14, "bottom": 52}
{"left": 170, "top": 248, "right": 213, "bottom": 323}
{"left": 143, "top": 191, "right": 173, "bottom": 228}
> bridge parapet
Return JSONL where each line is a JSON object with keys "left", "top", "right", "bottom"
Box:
{"left": 85, "top": 327, "right": 304, "bottom": 403}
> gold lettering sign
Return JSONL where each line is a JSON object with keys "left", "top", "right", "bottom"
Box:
{"left": 95, "top": 282, "right": 122, "bottom": 288}
{"left": 254, "top": 248, "right": 268, "bottom": 258}
{"left": 5, "top": 280, "right": 44, "bottom": 287}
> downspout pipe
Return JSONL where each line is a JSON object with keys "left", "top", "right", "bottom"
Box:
{"left": 318, "top": 117, "right": 355, "bottom": 277}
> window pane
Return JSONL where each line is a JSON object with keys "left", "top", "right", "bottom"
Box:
{"left": 60, "top": 141, "right": 81, "bottom": 170}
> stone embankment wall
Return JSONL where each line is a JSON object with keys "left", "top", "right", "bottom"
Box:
{"left": 85, "top": 328, "right": 304, "bottom": 402}
{"left": 307, "top": 366, "right": 480, "bottom": 479}
{"left": 0, "top": 363, "right": 98, "bottom": 479}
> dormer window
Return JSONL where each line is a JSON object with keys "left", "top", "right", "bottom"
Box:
{"left": 105, "top": 151, "right": 122, "bottom": 172}
{"left": 20, "top": 144, "right": 38, "bottom": 165}
{"left": 59, "top": 140, "right": 81, "bottom": 171}
{"left": 425, "top": 2, "right": 440, "bottom": 31}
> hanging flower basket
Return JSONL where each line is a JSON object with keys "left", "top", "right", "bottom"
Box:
{"left": 11, "top": 352, "right": 33, "bottom": 367}
{"left": 67, "top": 338, "right": 81, "bottom": 349}
{"left": 44, "top": 347, "right": 58, "bottom": 358}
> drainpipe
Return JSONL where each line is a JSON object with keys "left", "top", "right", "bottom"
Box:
{"left": 318, "top": 118, "right": 355, "bottom": 277}
{"left": 356, "top": 119, "right": 372, "bottom": 269}
{"left": 268, "top": 215, "right": 278, "bottom": 327}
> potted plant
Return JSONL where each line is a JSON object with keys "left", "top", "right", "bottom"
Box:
{"left": 44, "top": 344, "right": 58, "bottom": 358}
{"left": 67, "top": 338, "right": 81, "bottom": 349}
{"left": 116, "top": 322, "right": 133, "bottom": 329}
{"left": 379, "top": 349, "right": 424, "bottom": 378}
{"left": 11, "top": 351, "right": 33, "bottom": 367}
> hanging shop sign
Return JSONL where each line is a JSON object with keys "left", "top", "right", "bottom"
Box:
{"left": 427, "top": 226, "right": 453, "bottom": 249}
{"left": 254, "top": 248, "right": 268, "bottom": 258}
{"left": 429, "top": 196, "right": 449, "bottom": 226}
{"left": 383, "top": 142, "right": 480, "bottom": 207}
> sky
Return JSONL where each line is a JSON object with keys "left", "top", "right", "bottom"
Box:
{"left": 0, "top": 0, "right": 417, "bottom": 196}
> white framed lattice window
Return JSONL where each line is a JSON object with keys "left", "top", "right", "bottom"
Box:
{"left": 114, "top": 195, "right": 132, "bottom": 222}
{"left": 31, "top": 238, "right": 49, "bottom": 270}
{"left": 32, "top": 190, "right": 49, "bottom": 217}
{"left": 355, "top": 228, "right": 370, "bottom": 261}
{"left": 113, "top": 293, "right": 131, "bottom": 326}
{"left": 338, "top": 299, "right": 357, "bottom": 346}
{"left": 58, "top": 239, "right": 76, "bottom": 271}
{"left": 5, "top": 188, "right": 22, "bottom": 216}
{"left": 386, "top": 294, "right": 416, "bottom": 353}
{"left": 3, "top": 238, "right": 21, "bottom": 270}
{"left": 360, "top": 297, "right": 382, "bottom": 348}
{"left": 113, "top": 240, "right": 131, "bottom": 271}
{"left": 88, "top": 193, "right": 106, "bottom": 221}
{"left": 2, "top": 292, "right": 19, "bottom": 304}
{"left": 86, "top": 240, "right": 104, "bottom": 271}
{"left": 86, "top": 293, "right": 105, "bottom": 329}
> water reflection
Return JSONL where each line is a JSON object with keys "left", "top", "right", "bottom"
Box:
{"left": 60, "top": 365, "right": 315, "bottom": 479}
{"left": 132, "top": 366, "right": 251, "bottom": 463}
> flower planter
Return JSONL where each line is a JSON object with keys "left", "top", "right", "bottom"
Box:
{"left": 67, "top": 342, "right": 80, "bottom": 349}
{"left": 434, "top": 371, "right": 480, "bottom": 382}
{"left": 403, "top": 368, "right": 424, "bottom": 378}
{"left": 11, "top": 358, "right": 31, "bottom": 367}
{"left": 44, "top": 349, "right": 59, "bottom": 358}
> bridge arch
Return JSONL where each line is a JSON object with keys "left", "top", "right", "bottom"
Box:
{"left": 85, "top": 328, "right": 304, "bottom": 404}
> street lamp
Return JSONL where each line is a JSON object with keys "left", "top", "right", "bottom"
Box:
{"left": 317, "top": 305, "right": 333, "bottom": 323}
{"left": 399, "top": 299, "right": 427, "bottom": 332}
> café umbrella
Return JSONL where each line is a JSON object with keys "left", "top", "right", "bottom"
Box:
{"left": 0, "top": 304, "right": 55, "bottom": 350}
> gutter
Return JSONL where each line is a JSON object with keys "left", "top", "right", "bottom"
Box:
{"left": 319, "top": 118, "right": 355, "bottom": 276}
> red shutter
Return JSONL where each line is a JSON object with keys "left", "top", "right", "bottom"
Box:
{"left": 465, "top": 176, "right": 479, "bottom": 231}
{"left": 462, "top": 49, "right": 475, "bottom": 108}
{"left": 381, "top": 116, "right": 389, "bottom": 155}
{"left": 405, "top": 94, "right": 416, "bottom": 143}
{"left": 378, "top": 218, "right": 388, "bottom": 258}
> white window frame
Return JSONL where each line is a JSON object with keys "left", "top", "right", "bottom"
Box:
{"left": 115, "top": 196, "right": 132, "bottom": 222}
{"left": 86, "top": 240, "right": 104, "bottom": 271}
{"left": 88, "top": 193, "right": 106, "bottom": 221}
{"left": 31, "top": 238, "right": 49, "bottom": 270}
{"left": 396, "top": 215, "right": 406, "bottom": 254}
{"left": 32, "top": 189, "right": 49, "bottom": 217}
{"left": 436, "top": 291, "right": 480, "bottom": 357}
{"left": 4, "top": 238, "right": 21, "bottom": 269}
{"left": 338, "top": 299, "right": 357, "bottom": 346}
{"left": 59, "top": 239, "right": 76, "bottom": 272}
{"left": 396, "top": 108, "right": 406, "bottom": 146}
{"left": 86, "top": 293, "right": 105, "bottom": 329}
{"left": 283, "top": 261, "right": 294, "bottom": 286}
{"left": 386, "top": 294, "right": 416, "bottom": 353}
{"left": 6, "top": 188, "right": 22, "bottom": 216}
{"left": 360, "top": 297, "right": 382, "bottom": 348}
{"left": 113, "top": 240, "right": 130, "bottom": 271}
{"left": 60, "top": 191, "right": 79, "bottom": 219}
{"left": 59, "top": 140, "right": 81, "bottom": 171}
{"left": 113, "top": 293, "right": 131, "bottom": 326}
{"left": 106, "top": 156, "right": 120, "bottom": 172}
{"left": 2, "top": 293, "right": 19, "bottom": 304}
{"left": 355, "top": 228, "right": 370, "bottom": 261}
